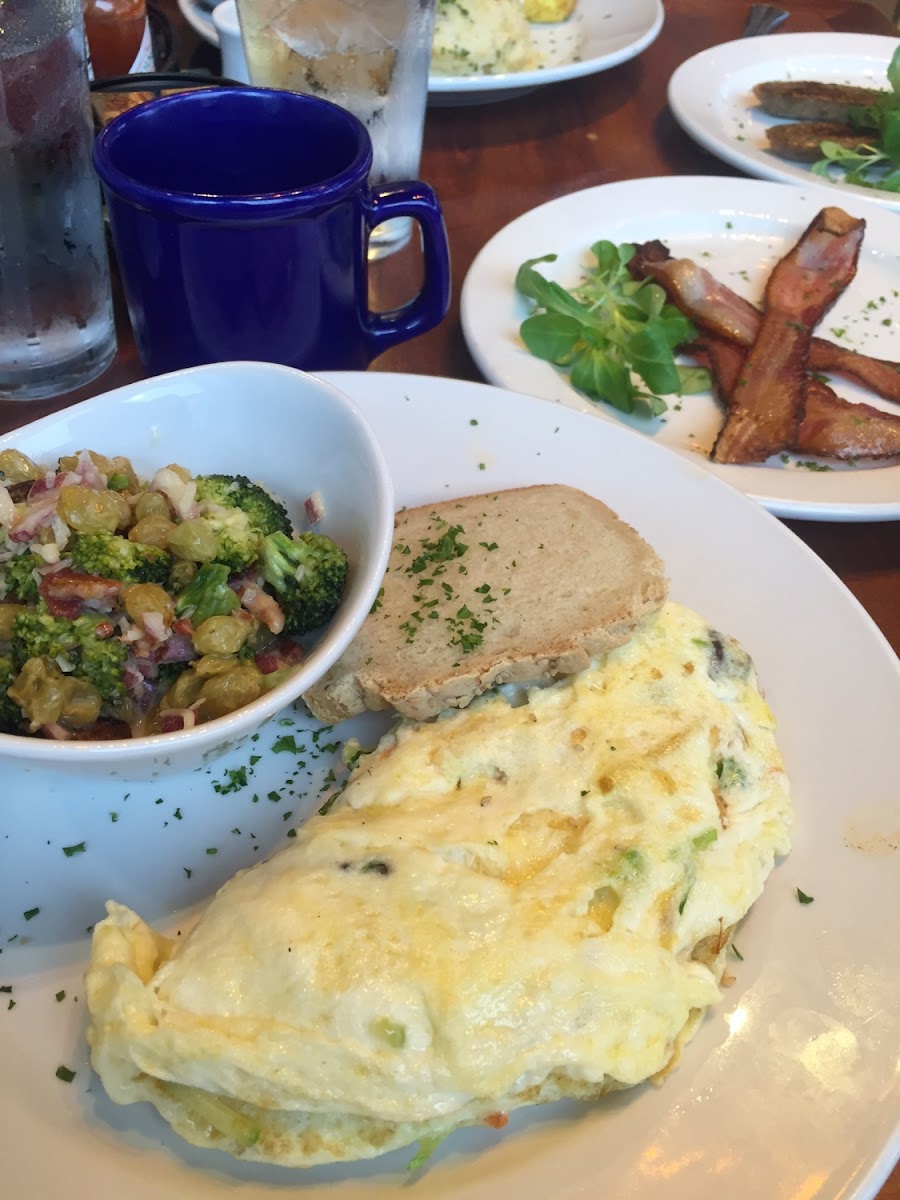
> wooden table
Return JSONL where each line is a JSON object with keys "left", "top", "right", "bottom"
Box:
{"left": 2, "top": 1, "right": 898, "bottom": 1192}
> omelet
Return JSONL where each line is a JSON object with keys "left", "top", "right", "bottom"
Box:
{"left": 85, "top": 601, "right": 793, "bottom": 1167}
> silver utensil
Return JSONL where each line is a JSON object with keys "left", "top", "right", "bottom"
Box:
{"left": 741, "top": 4, "right": 790, "bottom": 37}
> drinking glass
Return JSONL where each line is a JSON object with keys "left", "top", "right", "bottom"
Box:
{"left": 234, "top": 0, "right": 436, "bottom": 258}
{"left": 0, "top": 0, "right": 117, "bottom": 400}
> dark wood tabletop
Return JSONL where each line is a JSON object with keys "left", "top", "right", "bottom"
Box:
{"left": 1, "top": 3, "right": 898, "bottom": 1188}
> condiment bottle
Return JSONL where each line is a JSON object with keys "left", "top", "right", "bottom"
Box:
{"left": 82, "top": 0, "right": 154, "bottom": 78}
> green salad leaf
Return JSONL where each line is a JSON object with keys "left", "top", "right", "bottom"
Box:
{"left": 515, "top": 241, "right": 708, "bottom": 416}
{"left": 811, "top": 46, "right": 900, "bottom": 191}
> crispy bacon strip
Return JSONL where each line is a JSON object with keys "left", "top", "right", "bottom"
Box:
{"left": 711, "top": 208, "right": 866, "bottom": 462}
{"left": 630, "top": 239, "right": 900, "bottom": 406}
{"left": 700, "top": 336, "right": 900, "bottom": 459}
{"left": 806, "top": 339, "right": 900, "bottom": 403}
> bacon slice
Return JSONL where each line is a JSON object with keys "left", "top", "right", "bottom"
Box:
{"left": 38, "top": 569, "right": 121, "bottom": 619}
{"left": 806, "top": 339, "right": 900, "bottom": 404}
{"left": 712, "top": 208, "right": 865, "bottom": 462}
{"left": 630, "top": 239, "right": 900, "bottom": 405}
{"left": 700, "top": 336, "right": 900, "bottom": 459}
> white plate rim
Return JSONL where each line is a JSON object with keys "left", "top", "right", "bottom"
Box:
{"left": 2, "top": 368, "right": 899, "bottom": 1200}
{"left": 460, "top": 173, "right": 900, "bottom": 521}
{"left": 667, "top": 32, "right": 900, "bottom": 211}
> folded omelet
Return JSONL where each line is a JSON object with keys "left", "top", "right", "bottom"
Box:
{"left": 86, "top": 601, "right": 793, "bottom": 1167}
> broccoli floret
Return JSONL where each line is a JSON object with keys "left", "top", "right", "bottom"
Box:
{"left": 176, "top": 563, "right": 240, "bottom": 629}
{"left": 12, "top": 608, "right": 128, "bottom": 706}
{"left": 0, "top": 549, "right": 42, "bottom": 603}
{"left": 0, "top": 653, "right": 23, "bottom": 734}
{"left": 260, "top": 531, "right": 348, "bottom": 635}
{"left": 194, "top": 474, "right": 292, "bottom": 572}
{"left": 69, "top": 532, "right": 173, "bottom": 585}
{"left": 195, "top": 475, "right": 292, "bottom": 538}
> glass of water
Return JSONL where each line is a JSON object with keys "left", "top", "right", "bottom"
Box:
{"left": 234, "top": 0, "right": 436, "bottom": 258}
{"left": 0, "top": 0, "right": 117, "bottom": 400}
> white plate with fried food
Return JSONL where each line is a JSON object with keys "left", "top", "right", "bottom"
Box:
{"left": 667, "top": 33, "right": 900, "bottom": 210}
{"left": 2, "top": 369, "right": 899, "bottom": 1200}
{"left": 428, "top": 0, "right": 663, "bottom": 105}
{"left": 461, "top": 174, "right": 900, "bottom": 520}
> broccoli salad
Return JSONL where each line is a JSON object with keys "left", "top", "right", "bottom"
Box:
{"left": 0, "top": 448, "right": 348, "bottom": 741}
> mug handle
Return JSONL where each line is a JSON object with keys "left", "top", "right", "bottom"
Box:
{"left": 361, "top": 182, "right": 452, "bottom": 357}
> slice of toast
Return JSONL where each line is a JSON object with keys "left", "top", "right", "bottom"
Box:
{"left": 303, "top": 484, "right": 667, "bottom": 722}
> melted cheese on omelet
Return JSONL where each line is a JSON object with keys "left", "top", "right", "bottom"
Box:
{"left": 86, "top": 601, "right": 793, "bottom": 1166}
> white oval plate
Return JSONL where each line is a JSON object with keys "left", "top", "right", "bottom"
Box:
{"left": 461, "top": 174, "right": 900, "bottom": 521}
{"left": 668, "top": 33, "right": 900, "bottom": 210}
{"left": 429, "top": 0, "right": 663, "bottom": 106}
{"left": 2, "top": 370, "right": 899, "bottom": 1200}
{"left": 178, "top": 0, "right": 663, "bottom": 105}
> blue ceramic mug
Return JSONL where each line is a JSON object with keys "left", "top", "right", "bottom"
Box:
{"left": 92, "top": 87, "right": 451, "bottom": 375}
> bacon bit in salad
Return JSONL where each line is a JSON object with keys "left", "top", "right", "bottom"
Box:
{"left": 304, "top": 490, "right": 324, "bottom": 525}
{"left": 483, "top": 1112, "right": 509, "bottom": 1129}
{"left": 237, "top": 581, "right": 285, "bottom": 635}
{"left": 159, "top": 708, "right": 198, "bottom": 734}
{"left": 39, "top": 569, "right": 121, "bottom": 618}
{"left": 255, "top": 638, "right": 305, "bottom": 675}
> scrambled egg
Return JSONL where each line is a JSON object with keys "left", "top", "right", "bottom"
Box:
{"left": 431, "top": 0, "right": 536, "bottom": 76}
{"left": 86, "top": 601, "right": 793, "bottom": 1167}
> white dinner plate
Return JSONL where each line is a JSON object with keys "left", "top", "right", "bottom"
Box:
{"left": 177, "top": 0, "right": 663, "bottom": 105}
{"left": 2, "top": 369, "right": 899, "bottom": 1200}
{"left": 668, "top": 33, "right": 900, "bottom": 210}
{"left": 461, "top": 174, "right": 900, "bottom": 521}
{"left": 428, "top": 0, "right": 663, "bottom": 106}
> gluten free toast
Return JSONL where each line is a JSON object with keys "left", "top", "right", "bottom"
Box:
{"left": 303, "top": 484, "right": 667, "bottom": 723}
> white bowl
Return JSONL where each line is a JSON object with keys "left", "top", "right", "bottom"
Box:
{"left": 0, "top": 361, "right": 393, "bottom": 779}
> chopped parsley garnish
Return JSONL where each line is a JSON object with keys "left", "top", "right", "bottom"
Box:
{"left": 796, "top": 888, "right": 815, "bottom": 905}
{"left": 213, "top": 767, "right": 248, "bottom": 795}
{"left": 55, "top": 990, "right": 66, "bottom": 1002}
{"left": 62, "top": 842, "right": 86, "bottom": 857}
{"left": 55, "top": 1065, "right": 76, "bottom": 1083}
{"left": 23, "top": 907, "right": 40, "bottom": 921}
{"left": 272, "top": 735, "right": 299, "bottom": 754}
